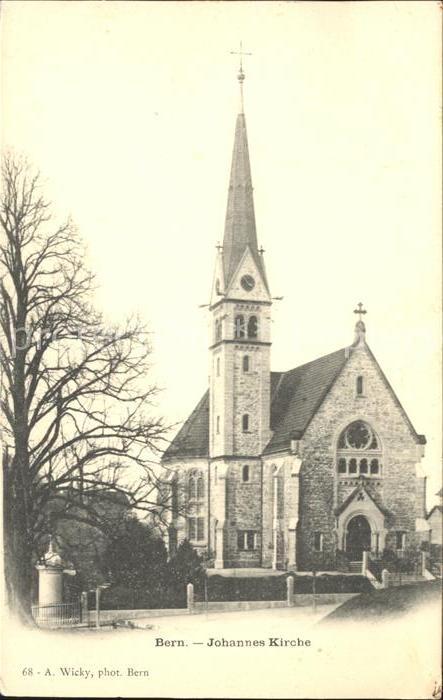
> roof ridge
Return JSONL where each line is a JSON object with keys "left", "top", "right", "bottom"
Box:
{"left": 275, "top": 347, "right": 348, "bottom": 377}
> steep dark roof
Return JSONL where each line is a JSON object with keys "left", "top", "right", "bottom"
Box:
{"left": 162, "top": 348, "right": 347, "bottom": 462}
{"left": 162, "top": 344, "right": 425, "bottom": 462}
{"left": 265, "top": 348, "right": 348, "bottom": 454}
{"left": 162, "top": 391, "right": 209, "bottom": 461}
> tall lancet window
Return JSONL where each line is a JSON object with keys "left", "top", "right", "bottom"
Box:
{"left": 235, "top": 315, "right": 246, "bottom": 339}
{"left": 247, "top": 315, "right": 258, "bottom": 339}
{"left": 188, "top": 470, "right": 205, "bottom": 543}
{"left": 215, "top": 320, "right": 222, "bottom": 342}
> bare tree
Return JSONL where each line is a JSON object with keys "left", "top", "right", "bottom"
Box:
{"left": 0, "top": 154, "right": 171, "bottom": 624}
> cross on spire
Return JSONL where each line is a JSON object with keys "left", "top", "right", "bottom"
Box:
{"left": 353, "top": 302, "right": 367, "bottom": 322}
{"left": 230, "top": 41, "right": 252, "bottom": 113}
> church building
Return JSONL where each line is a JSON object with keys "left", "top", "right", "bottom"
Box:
{"left": 161, "top": 62, "right": 427, "bottom": 572}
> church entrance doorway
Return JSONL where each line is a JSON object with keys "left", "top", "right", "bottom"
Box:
{"left": 346, "top": 515, "right": 371, "bottom": 561}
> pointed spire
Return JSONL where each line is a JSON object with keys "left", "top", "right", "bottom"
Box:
{"left": 222, "top": 53, "right": 268, "bottom": 291}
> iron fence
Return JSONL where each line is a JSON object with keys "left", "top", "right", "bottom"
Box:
{"left": 32, "top": 601, "right": 81, "bottom": 628}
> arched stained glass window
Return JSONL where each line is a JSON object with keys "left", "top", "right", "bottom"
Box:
{"left": 370, "top": 458, "right": 379, "bottom": 475}
{"left": 188, "top": 476, "right": 196, "bottom": 499}
{"left": 337, "top": 421, "right": 382, "bottom": 477}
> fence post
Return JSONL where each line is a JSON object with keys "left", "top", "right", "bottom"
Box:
{"left": 362, "top": 551, "right": 369, "bottom": 575}
{"left": 421, "top": 550, "right": 427, "bottom": 577}
{"left": 312, "top": 570, "right": 317, "bottom": 613}
{"left": 381, "top": 568, "right": 389, "bottom": 589}
{"left": 80, "top": 591, "right": 88, "bottom": 624}
{"left": 187, "top": 583, "right": 194, "bottom": 614}
{"left": 95, "top": 586, "right": 101, "bottom": 628}
{"left": 286, "top": 576, "right": 294, "bottom": 607}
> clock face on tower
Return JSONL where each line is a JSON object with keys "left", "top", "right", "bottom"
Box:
{"left": 240, "top": 274, "right": 255, "bottom": 291}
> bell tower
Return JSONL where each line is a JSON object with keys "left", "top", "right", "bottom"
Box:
{"left": 209, "top": 54, "right": 272, "bottom": 460}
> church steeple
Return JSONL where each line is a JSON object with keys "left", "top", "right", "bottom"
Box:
{"left": 208, "top": 54, "right": 272, "bottom": 461}
{"left": 221, "top": 52, "right": 268, "bottom": 293}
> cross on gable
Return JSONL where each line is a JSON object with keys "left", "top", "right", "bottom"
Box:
{"left": 353, "top": 302, "right": 367, "bottom": 322}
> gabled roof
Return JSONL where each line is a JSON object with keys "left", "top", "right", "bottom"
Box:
{"left": 162, "top": 348, "right": 348, "bottom": 462}
{"left": 162, "top": 343, "right": 426, "bottom": 463}
{"left": 162, "top": 391, "right": 209, "bottom": 461}
{"left": 264, "top": 348, "right": 349, "bottom": 454}
{"left": 427, "top": 505, "right": 443, "bottom": 519}
{"left": 334, "top": 482, "right": 391, "bottom": 517}
{"left": 364, "top": 345, "right": 426, "bottom": 446}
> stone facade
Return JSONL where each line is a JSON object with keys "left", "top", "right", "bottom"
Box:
{"left": 293, "top": 342, "right": 425, "bottom": 569}
{"left": 161, "top": 91, "right": 427, "bottom": 572}
{"left": 164, "top": 337, "right": 427, "bottom": 571}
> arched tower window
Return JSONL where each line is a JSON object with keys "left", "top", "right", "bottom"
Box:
{"left": 356, "top": 376, "right": 364, "bottom": 395}
{"left": 215, "top": 320, "right": 221, "bottom": 342}
{"left": 242, "top": 465, "right": 250, "bottom": 482}
{"left": 242, "top": 414, "right": 249, "bottom": 432}
{"left": 336, "top": 420, "right": 382, "bottom": 477}
{"left": 242, "top": 355, "right": 249, "bottom": 372}
{"left": 235, "top": 315, "right": 246, "bottom": 339}
{"left": 247, "top": 315, "right": 258, "bottom": 339}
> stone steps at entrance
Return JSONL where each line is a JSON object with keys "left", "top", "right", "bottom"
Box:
{"left": 348, "top": 561, "right": 363, "bottom": 574}
{"left": 385, "top": 574, "right": 427, "bottom": 588}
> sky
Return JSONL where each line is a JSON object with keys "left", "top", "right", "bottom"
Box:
{"left": 1, "top": 1, "right": 441, "bottom": 503}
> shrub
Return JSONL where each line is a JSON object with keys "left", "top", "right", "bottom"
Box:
{"left": 199, "top": 572, "right": 372, "bottom": 602}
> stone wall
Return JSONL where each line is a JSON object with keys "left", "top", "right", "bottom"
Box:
{"left": 297, "top": 342, "right": 425, "bottom": 570}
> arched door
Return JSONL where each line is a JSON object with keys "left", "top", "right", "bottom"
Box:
{"left": 346, "top": 515, "right": 371, "bottom": 561}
